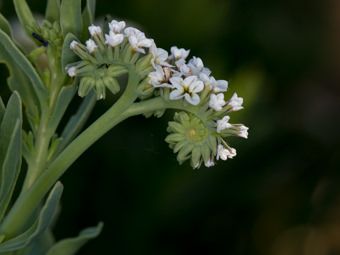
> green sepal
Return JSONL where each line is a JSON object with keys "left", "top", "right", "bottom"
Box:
{"left": 165, "top": 133, "right": 183, "bottom": 143}
{"left": 0, "top": 182, "right": 63, "bottom": 252}
{"left": 177, "top": 143, "right": 194, "bottom": 164}
{"left": 167, "top": 121, "right": 185, "bottom": 134}
{"left": 13, "top": 0, "right": 41, "bottom": 39}
{"left": 0, "top": 92, "right": 22, "bottom": 223}
{"left": 173, "top": 140, "right": 187, "bottom": 153}
{"left": 0, "top": 13, "right": 12, "bottom": 37}
{"left": 61, "top": 33, "right": 79, "bottom": 72}
{"left": 191, "top": 146, "right": 201, "bottom": 167}
{"left": 46, "top": 222, "right": 103, "bottom": 255}
{"left": 103, "top": 77, "right": 120, "bottom": 95}
{"left": 45, "top": 0, "right": 60, "bottom": 23}
{"left": 107, "top": 65, "right": 128, "bottom": 77}
{"left": 201, "top": 144, "right": 211, "bottom": 164}
{"left": 60, "top": 0, "right": 82, "bottom": 38}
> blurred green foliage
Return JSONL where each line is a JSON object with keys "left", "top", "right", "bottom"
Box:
{"left": 1, "top": 0, "right": 340, "bottom": 254}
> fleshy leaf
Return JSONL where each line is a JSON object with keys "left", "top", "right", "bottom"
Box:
{"left": 81, "top": 0, "right": 96, "bottom": 41}
{"left": 0, "top": 182, "right": 63, "bottom": 252}
{"left": 46, "top": 222, "right": 103, "bottom": 255}
{"left": 47, "top": 84, "right": 77, "bottom": 135}
{"left": 60, "top": 0, "right": 82, "bottom": 38}
{"left": 0, "top": 29, "right": 48, "bottom": 129}
{"left": 53, "top": 92, "right": 96, "bottom": 158}
{"left": 13, "top": 0, "right": 41, "bottom": 39}
{"left": 0, "top": 92, "right": 22, "bottom": 223}
{"left": 61, "top": 33, "right": 80, "bottom": 72}
{"left": 45, "top": 0, "right": 60, "bottom": 22}
{"left": 0, "top": 13, "right": 12, "bottom": 37}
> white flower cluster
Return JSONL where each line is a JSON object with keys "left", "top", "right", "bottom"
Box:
{"left": 148, "top": 45, "right": 248, "bottom": 165}
{"left": 67, "top": 20, "right": 154, "bottom": 77}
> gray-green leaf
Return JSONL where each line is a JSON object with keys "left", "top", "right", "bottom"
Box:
{"left": 0, "top": 182, "right": 63, "bottom": 252}
{"left": 46, "top": 222, "right": 103, "bottom": 255}
{"left": 0, "top": 92, "right": 22, "bottom": 224}
{"left": 60, "top": 0, "right": 82, "bottom": 38}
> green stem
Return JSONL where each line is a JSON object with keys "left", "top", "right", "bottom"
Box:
{"left": 0, "top": 66, "right": 140, "bottom": 240}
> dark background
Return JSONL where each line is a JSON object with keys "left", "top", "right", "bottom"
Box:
{"left": 1, "top": 0, "right": 340, "bottom": 254}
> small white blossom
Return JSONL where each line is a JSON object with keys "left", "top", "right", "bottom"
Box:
{"left": 217, "top": 145, "right": 236, "bottom": 160}
{"left": 148, "top": 66, "right": 173, "bottom": 88}
{"left": 188, "top": 57, "right": 211, "bottom": 76}
{"left": 169, "top": 46, "right": 190, "bottom": 60}
{"left": 216, "top": 116, "right": 232, "bottom": 133}
{"left": 109, "top": 20, "right": 126, "bottom": 33}
{"left": 227, "top": 93, "right": 243, "bottom": 111}
{"left": 169, "top": 76, "right": 204, "bottom": 105}
{"left": 105, "top": 31, "right": 124, "bottom": 47}
{"left": 204, "top": 159, "right": 215, "bottom": 167}
{"left": 66, "top": 66, "right": 77, "bottom": 77}
{"left": 150, "top": 42, "right": 171, "bottom": 69}
{"left": 175, "top": 59, "right": 192, "bottom": 76}
{"left": 233, "top": 125, "right": 248, "bottom": 139}
{"left": 70, "top": 40, "right": 79, "bottom": 50}
{"left": 209, "top": 93, "right": 225, "bottom": 111}
{"left": 200, "top": 73, "right": 228, "bottom": 93}
{"left": 124, "top": 27, "right": 153, "bottom": 54}
{"left": 88, "top": 25, "right": 102, "bottom": 36}
{"left": 85, "top": 39, "right": 98, "bottom": 53}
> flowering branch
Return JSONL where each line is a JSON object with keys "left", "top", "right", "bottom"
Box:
{"left": 0, "top": 0, "right": 249, "bottom": 254}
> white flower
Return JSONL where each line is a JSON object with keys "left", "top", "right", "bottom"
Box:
{"left": 109, "top": 20, "right": 126, "bottom": 33}
{"left": 200, "top": 73, "right": 228, "bottom": 93}
{"left": 169, "top": 46, "right": 190, "bottom": 60}
{"left": 232, "top": 125, "right": 248, "bottom": 139}
{"left": 227, "top": 93, "right": 243, "bottom": 111}
{"left": 88, "top": 25, "right": 102, "bottom": 36}
{"left": 105, "top": 31, "right": 124, "bottom": 47}
{"left": 70, "top": 40, "right": 79, "bottom": 50}
{"left": 124, "top": 27, "right": 153, "bottom": 54}
{"left": 216, "top": 145, "right": 236, "bottom": 160}
{"left": 204, "top": 159, "right": 215, "bottom": 167}
{"left": 148, "top": 66, "right": 173, "bottom": 88}
{"left": 187, "top": 57, "right": 211, "bottom": 76}
{"left": 216, "top": 116, "right": 232, "bottom": 133}
{"left": 169, "top": 76, "right": 204, "bottom": 105}
{"left": 150, "top": 42, "right": 171, "bottom": 68}
{"left": 66, "top": 66, "right": 77, "bottom": 77}
{"left": 175, "top": 59, "right": 192, "bottom": 76}
{"left": 85, "top": 39, "right": 98, "bottom": 53}
{"left": 209, "top": 93, "right": 225, "bottom": 111}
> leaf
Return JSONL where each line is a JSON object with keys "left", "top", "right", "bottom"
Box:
{"left": 0, "top": 13, "right": 12, "bottom": 37}
{"left": 0, "top": 182, "right": 63, "bottom": 252}
{"left": 45, "top": 0, "right": 61, "bottom": 23}
{"left": 61, "top": 33, "right": 79, "bottom": 72}
{"left": 0, "top": 97, "right": 5, "bottom": 124}
{"left": 60, "top": 0, "right": 82, "bottom": 38}
{"left": 54, "top": 92, "right": 96, "bottom": 158}
{"left": 81, "top": 0, "right": 96, "bottom": 41}
{"left": 21, "top": 229, "right": 55, "bottom": 255}
{"left": 46, "top": 222, "right": 103, "bottom": 255}
{"left": 47, "top": 84, "right": 77, "bottom": 135}
{"left": 0, "top": 29, "right": 48, "bottom": 125}
{"left": 13, "top": 0, "right": 41, "bottom": 39}
{"left": 0, "top": 92, "right": 22, "bottom": 224}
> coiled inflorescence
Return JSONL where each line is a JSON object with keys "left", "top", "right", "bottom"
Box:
{"left": 66, "top": 20, "right": 248, "bottom": 169}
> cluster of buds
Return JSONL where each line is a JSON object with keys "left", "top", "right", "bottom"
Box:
{"left": 66, "top": 20, "right": 248, "bottom": 168}
{"left": 66, "top": 20, "right": 153, "bottom": 99}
